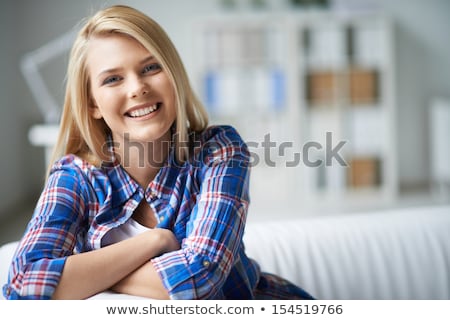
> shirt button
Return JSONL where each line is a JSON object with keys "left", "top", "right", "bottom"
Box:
{"left": 203, "top": 260, "right": 210, "bottom": 268}
{"left": 159, "top": 216, "right": 165, "bottom": 222}
{"left": 5, "top": 287, "right": 11, "bottom": 296}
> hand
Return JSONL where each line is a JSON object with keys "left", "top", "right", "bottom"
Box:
{"left": 109, "top": 229, "right": 179, "bottom": 299}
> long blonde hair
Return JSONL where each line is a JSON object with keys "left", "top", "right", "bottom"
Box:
{"left": 47, "top": 5, "right": 208, "bottom": 177}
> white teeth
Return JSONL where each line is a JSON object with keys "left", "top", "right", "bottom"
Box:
{"left": 128, "top": 104, "right": 158, "bottom": 117}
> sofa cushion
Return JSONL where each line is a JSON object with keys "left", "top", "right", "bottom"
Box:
{"left": 243, "top": 205, "right": 450, "bottom": 299}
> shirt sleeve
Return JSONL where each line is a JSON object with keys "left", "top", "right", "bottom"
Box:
{"left": 3, "top": 164, "right": 88, "bottom": 300}
{"left": 152, "top": 126, "right": 251, "bottom": 299}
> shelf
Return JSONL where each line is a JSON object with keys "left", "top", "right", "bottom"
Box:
{"left": 192, "top": 11, "right": 397, "bottom": 210}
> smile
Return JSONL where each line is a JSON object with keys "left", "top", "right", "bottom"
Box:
{"left": 126, "top": 103, "right": 161, "bottom": 118}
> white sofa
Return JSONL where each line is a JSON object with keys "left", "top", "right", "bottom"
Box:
{"left": 1, "top": 204, "right": 449, "bottom": 300}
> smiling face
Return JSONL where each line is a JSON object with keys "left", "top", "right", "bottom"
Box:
{"left": 87, "top": 34, "right": 176, "bottom": 146}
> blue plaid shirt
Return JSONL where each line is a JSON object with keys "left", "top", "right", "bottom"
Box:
{"left": 3, "top": 125, "right": 313, "bottom": 300}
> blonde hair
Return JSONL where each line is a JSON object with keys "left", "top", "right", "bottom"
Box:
{"left": 47, "top": 5, "right": 208, "bottom": 177}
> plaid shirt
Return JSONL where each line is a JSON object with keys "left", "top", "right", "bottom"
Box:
{"left": 3, "top": 125, "right": 313, "bottom": 300}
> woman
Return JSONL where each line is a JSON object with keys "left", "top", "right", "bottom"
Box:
{"left": 3, "top": 5, "right": 313, "bottom": 300}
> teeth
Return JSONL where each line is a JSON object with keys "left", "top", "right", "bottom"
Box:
{"left": 128, "top": 104, "right": 158, "bottom": 117}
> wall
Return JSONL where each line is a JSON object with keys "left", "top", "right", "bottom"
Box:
{"left": 0, "top": 0, "right": 448, "bottom": 219}
{"left": 0, "top": 0, "right": 43, "bottom": 217}
{"left": 379, "top": 0, "right": 450, "bottom": 188}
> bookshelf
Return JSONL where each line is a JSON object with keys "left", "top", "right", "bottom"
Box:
{"left": 191, "top": 11, "right": 397, "bottom": 214}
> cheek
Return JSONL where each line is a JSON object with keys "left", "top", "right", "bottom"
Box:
{"left": 155, "top": 72, "right": 174, "bottom": 95}
{"left": 93, "top": 89, "right": 120, "bottom": 109}
{"left": 90, "top": 91, "right": 120, "bottom": 120}
{"left": 161, "top": 80, "right": 176, "bottom": 105}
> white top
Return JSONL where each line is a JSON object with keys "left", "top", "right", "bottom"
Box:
{"left": 101, "top": 218, "right": 150, "bottom": 247}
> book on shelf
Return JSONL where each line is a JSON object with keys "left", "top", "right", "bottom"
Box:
{"left": 306, "top": 70, "right": 337, "bottom": 106}
{"left": 204, "top": 68, "right": 286, "bottom": 116}
{"left": 347, "top": 157, "right": 381, "bottom": 188}
{"left": 349, "top": 67, "right": 379, "bottom": 105}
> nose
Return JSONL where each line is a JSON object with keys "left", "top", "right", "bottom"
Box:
{"left": 128, "top": 77, "right": 150, "bottom": 99}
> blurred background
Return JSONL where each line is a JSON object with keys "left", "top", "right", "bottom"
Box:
{"left": 0, "top": 0, "right": 449, "bottom": 245}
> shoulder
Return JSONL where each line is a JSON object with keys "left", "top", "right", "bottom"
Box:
{"left": 50, "top": 154, "right": 100, "bottom": 175}
{"left": 195, "top": 125, "right": 248, "bottom": 152}
{"left": 190, "top": 125, "right": 250, "bottom": 166}
{"left": 198, "top": 125, "right": 245, "bottom": 144}
{"left": 48, "top": 154, "right": 106, "bottom": 190}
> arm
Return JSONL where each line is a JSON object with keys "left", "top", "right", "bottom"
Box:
{"left": 151, "top": 126, "right": 251, "bottom": 299}
{"left": 53, "top": 228, "right": 178, "bottom": 299}
{"left": 4, "top": 165, "right": 88, "bottom": 299}
{"left": 4, "top": 159, "right": 177, "bottom": 300}
{"left": 109, "top": 260, "right": 170, "bottom": 299}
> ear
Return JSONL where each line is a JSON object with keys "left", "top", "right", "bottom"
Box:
{"left": 89, "top": 99, "right": 103, "bottom": 120}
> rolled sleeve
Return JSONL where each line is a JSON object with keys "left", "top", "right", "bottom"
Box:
{"left": 3, "top": 165, "right": 88, "bottom": 299}
{"left": 152, "top": 126, "right": 251, "bottom": 299}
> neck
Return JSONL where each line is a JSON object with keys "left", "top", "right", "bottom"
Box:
{"left": 114, "top": 131, "right": 172, "bottom": 188}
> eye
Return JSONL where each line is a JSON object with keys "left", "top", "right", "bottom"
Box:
{"left": 102, "top": 75, "right": 122, "bottom": 85}
{"left": 142, "top": 63, "right": 162, "bottom": 74}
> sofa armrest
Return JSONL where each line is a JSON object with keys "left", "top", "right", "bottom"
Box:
{"left": 0, "top": 241, "right": 19, "bottom": 299}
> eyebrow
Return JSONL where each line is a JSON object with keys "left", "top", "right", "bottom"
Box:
{"left": 96, "top": 55, "right": 155, "bottom": 79}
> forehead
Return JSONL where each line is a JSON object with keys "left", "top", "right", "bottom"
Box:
{"left": 86, "top": 35, "right": 152, "bottom": 72}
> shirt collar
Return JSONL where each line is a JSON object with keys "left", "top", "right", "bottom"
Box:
{"left": 100, "top": 134, "right": 179, "bottom": 207}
